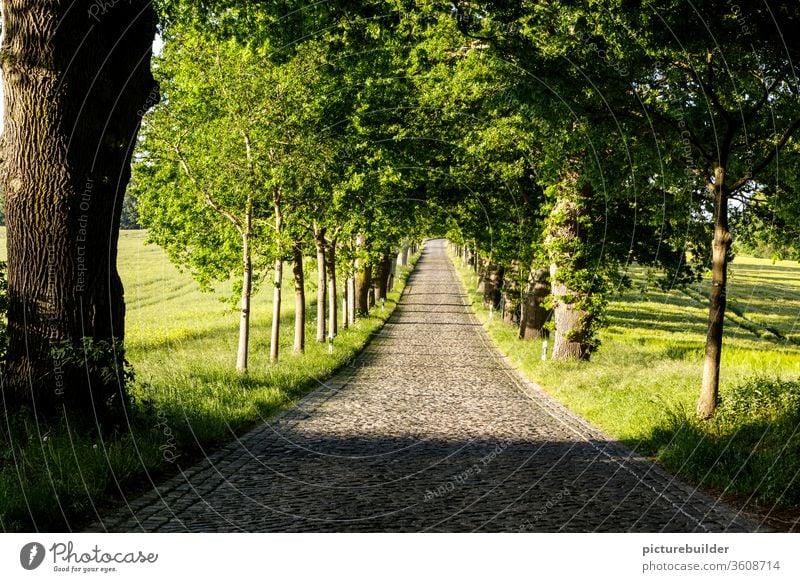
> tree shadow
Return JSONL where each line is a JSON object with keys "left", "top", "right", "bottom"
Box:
{"left": 84, "top": 431, "right": 759, "bottom": 533}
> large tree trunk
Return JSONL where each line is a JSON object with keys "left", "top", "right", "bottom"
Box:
{"left": 236, "top": 202, "right": 253, "bottom": 372}
{"left": 547, "top": 177, "right": 595, "bottom": 361}
{"left": 0, "top": 0, "right": 158, "bottom": 420}
{"left": 698, "top": 167, "right": 731, "bottom": 419}
{"left": 292, "top": 240, "right": 305, "bottom": 354}
{"left": 314, "top": 225, "right": 326, "bottom": 343}
{"left": 327, "top": 238, "right": 338, "bottom": 339}
{"left": 519, "top": 267, "right": 551, "bottom": 340}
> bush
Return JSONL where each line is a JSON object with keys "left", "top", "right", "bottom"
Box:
{"left": 717, "top": 376, "right": 800, "bottom": 423}
{"left": 644, "top": 376, "right": 800, "bottom": 507}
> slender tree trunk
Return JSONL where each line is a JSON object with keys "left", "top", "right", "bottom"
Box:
{"left": 483, "top": 263, "right": 503, "bottom": 309}
{"left": 476, "top": 256, "right": 487, "bottom": 293}
{"left": 342, "top": 283, "right": 349, "bottom": 330}
{"left": 236, "top": 200, "right": 253, "bottom": 373}
{"left": 398, "top": 245, "right": 409, "bottom": 267}
{"left": 313, "top": 225, "right": 326, "bottom": 343}
{"left": 368, "top": 282, "right": 376, "bottom": 309}
{"left": 347, "top": 274, "right": 356, "bottom": 325}
{"left": 0, "top": 0, "right": 158, "bottom": 420}
{"left": 547, "top": 178, "right": 595, "bottom": 361}
{"left": 376, "top": 252, "right": 391, "bottom": 301}
{"left": 502, "top": 261, "right": 522, "bottom": 325}
{"left": 388, "top": 256, "right": 397, "bottom": 291}
{"left": 270, "top": 204, "right": 283, "bottom": 363}
{"left": 519, "top": 267, "right": 551, "bottom": 340}
{"left": 327, "top": 237, "right": 338, "bottom": 339}
{"left": 356, "top": 264, "right": 372, "bottom": 316}
{"left": 292, "top": 240, "right": 305, "bottom": 354}
{"left": 698, "top": 166, "right": 732, "bottom": 419}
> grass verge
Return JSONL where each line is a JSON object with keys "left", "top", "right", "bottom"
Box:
{"left": 450, "top": 248, "right": 800, "bottom": 526}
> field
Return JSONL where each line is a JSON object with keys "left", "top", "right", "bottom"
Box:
{"left": 453, "top": 251, "right": 800, "bottom": 525}
{"left": 0, "top": 229, "right": 416, "bottom": 531}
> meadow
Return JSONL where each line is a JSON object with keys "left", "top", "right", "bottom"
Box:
{"left": 0, "top": 229, "right": 416, "bottom": 531}
{"left": 453, "top": 250, "right": 800, "bottom": 526}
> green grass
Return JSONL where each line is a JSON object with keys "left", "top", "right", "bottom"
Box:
{"left": 0, "top": 230, "right": 419, "bottom": 531}
{"left": 451, "top": 250, "right": 800, "bottom": 512}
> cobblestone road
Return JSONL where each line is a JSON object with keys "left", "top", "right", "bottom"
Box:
{"left": 92, "top": 239, "right": 759, "bottom": 532}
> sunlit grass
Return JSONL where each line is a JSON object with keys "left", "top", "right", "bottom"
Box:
{"left": 451, "top": 249, "right": 800, "bottom": 510}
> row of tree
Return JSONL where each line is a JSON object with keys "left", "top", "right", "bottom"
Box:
{"left": 1, "top": 0, "right": 798, "bottom": 423}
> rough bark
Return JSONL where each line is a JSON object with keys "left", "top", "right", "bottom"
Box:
{"left": 547, "top": 180, "right": 594, "bottom": 361}
{"left": 236, "top": 200, "right": 253, "bottom": 372}
{"left": 326, "top": 237, "right": 337, "bottom": 339}
{"left": 698, "top": 166, "right": 731, "bottom": 419}
{"left": 0, "top": 0, "right": 158, "bottom": 419}
{"left": 292, "top": 240, "right": 305, "bottom": 354}
{"left": 314, "top": 225, "right": 326, "bottom": 343}
{"left": 519, "top": 267, "right": 551, "bottom": 341}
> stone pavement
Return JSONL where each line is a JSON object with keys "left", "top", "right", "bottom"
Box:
{"left": 91, "top": 239, "right": 759, "bottom": 532}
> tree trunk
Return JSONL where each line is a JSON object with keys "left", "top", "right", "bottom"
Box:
{"left": 314, "top": 225, "right": 326, "bottom": 343}
{"left": 376, "top": 252, "right": 391, "bottom": 301}
{"left": 519, "top": 267, "right": 551, "bottom": 340}
{"left": 0, "top": 0, "right": 158, "bottom": 420}
{"left": 698, "top": 166, "right": 731, "bottom": 419}
{"left": 398, "top": 245, "right": 409, "bottom": 267}
{"left": 547, "top": 178, "right": 595, "bottom": 361}
{"left": 550, "top": 272, "right": 592, "bottom": 359}
{"left": 327, "top": 237, "right": 337, "bottom": 339}
{"left": 342, "top": 283, "right": 349, "bottom": 330}
{"left": 502, "top": 261, "right": 522, "bottom": 325}
{"left": 292, "top": 240, "right": 305, "bottom": 354}
{"left": 270, "top": 205, "right": 283, "bottom": 363}
{"left": 388, "top": 256, "right": 397, "bottom": 291}
{"left": 483, "top": 263, "right": 503, "bottom": 309}
{"left": 347, "top": 275, "right": 356, "bottom": 325}
{"left": 236, "top": 201, "right": 253, "bottom": 372}
{"left": 476, "top": 257, "right": 487, "bottom": 294}
{"left": 356, "top": 264, "right": 372, "bottom": 316}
